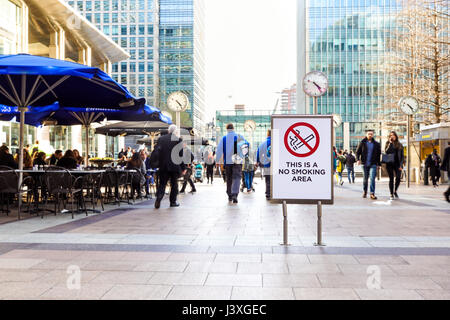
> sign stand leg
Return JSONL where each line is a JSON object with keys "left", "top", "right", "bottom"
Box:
{"left": 314, "top": 201, "right": 326, "bottom": 246}
{"left": 280, "top": 201, "right": 290, "bottom": 246}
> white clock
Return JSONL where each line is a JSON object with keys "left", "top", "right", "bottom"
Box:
{"left": 167, "top": 91, "right": 189, "bottom": 112}
{"left": 333, "top": 114, "right": 342, "bottom": 128}
{"left": 244, "top": 120, "right": 257, "bottom": 132}
{"left": 399, "top": 96, "right": 419, "bottom": 115}
{"left": 303, "top": 71, "right": 329, "bottom": 97}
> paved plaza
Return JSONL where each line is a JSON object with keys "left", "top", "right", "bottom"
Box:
{"left": 0, "top": 176, "right": 449, "bottom": 300}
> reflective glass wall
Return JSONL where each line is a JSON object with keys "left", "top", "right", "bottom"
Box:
{"left": 308, "top": 0, "right": 402, "bottom": 150}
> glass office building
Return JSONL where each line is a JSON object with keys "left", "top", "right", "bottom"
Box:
{"left": 307, "top": 0, "right": 403, "bottom": 150}
{"left": 159, "top": 0, "right": 205, "bottom": 131}
{"left": 67, "top": 0, "right": 205, "bottom": 132}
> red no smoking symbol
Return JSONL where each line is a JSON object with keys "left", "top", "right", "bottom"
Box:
{"left": 284, "top": 122, "right": 320, "bottom": 157}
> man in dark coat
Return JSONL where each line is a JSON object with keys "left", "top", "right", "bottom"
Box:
{"left": 356, "top": 129, "right": 381, "bottom": 200}
{"left": 440, "top": 144, "right": 450, "bottom": 202}
{"left": 154, "top": 125, "right": 186, "bottom": 209}
{"left": 0, "top": 145, "right": 18, "bottom": 169}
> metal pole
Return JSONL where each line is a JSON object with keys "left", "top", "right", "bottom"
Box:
{"left": 281, "top": 201, "right": 290, "bottom": 246}
{"left": 314, "top": 201, "right": 325, "bottom": 246}
{"left": 85, "top": 125, "right": 89, "bottom": 167}
{"left": 176, "top": 111, "right": 181, "bottom": 129}
{"left": 313, "top": 97, "right": 318, "bottom": 115}
{"left": 407, "top": 115, "right": 411, "bottom": 188}
{"left": 18, "top": 108, "right": 26, "bottom": 220}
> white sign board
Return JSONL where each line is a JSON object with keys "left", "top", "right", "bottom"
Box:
{"left": 271, "top": 115, "right": 334, "bottom": 204}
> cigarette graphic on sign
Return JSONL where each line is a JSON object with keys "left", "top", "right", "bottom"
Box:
{"left": 284, "top": 122, "right": 320, "bottom": 158}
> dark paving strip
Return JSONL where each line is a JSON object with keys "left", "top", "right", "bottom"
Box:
{"left": 1, "top": 242, "right": 450, "bottom": 256}
{"left": 32, "top": 207, "right": 135, "bottom": 234}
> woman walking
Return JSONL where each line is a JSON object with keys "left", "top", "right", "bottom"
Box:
{"left": 384, "top": 131, "right": 404, "bottom": 200}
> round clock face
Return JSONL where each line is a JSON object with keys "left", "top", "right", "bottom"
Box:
{"left": 244, "top": 120, "right": 257, "bottom": 132}
{"left": 303, "top": 71, "right": 328, "bottom": 97}
{"left": 333, "top": 114, "right": 342, "bottom": 128}
{"left": 167, "top": 91, "right": 189, "bottom": 112}
{"left": 399, "top": 96, "right": 419, "bottom": 115}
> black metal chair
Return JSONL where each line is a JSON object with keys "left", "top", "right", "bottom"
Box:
{"left": 81, "top": 172, "right": 104, "bottom": 212}
{"left": 43, "top": 166, "right": 86, "bottom": 219}
{"left": 0, "top": 168, "right": 33, "bottom": 220}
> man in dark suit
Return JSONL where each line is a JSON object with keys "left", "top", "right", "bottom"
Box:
{"left": 441, "top": 143, "right": 450, "bottom": 203}
{"left": 154, "top": 125, "right": 186, "bottom": 209}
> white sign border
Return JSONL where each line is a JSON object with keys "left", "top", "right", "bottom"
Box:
{"left": 270, "top": 114, "right": 334, "bottom": 205}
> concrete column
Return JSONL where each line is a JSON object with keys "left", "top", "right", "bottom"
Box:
{"left": 71, "top": 125, "right": 83, "bottom": 152}
{"left": 78, "top": 48, "right": 86, "bottom": 65}
{"left": 97, "top": 134, "right": 106, "bottom": 158}
{"left": 49, "top": 32, "right": 59, "bottom": 59}
{"left": 19, "top": 2, "right": 29, "bottom": 53}
{"left": 297, "top": 0, "right": 308, "bottom": 115}
{"left": 343, "top": 122, "right": 350, "bottom": 151}
{"left": 58, "top": 29, "right": 65, "bottom": 60}
{"left": 85, "top": 46, "right": 92, "bottom": 66}
{"left": 101, "top": 60, "right": 112, "bottom": 75}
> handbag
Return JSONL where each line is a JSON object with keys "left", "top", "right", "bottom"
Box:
{"left": 382, "top": 153, "right": 395, "bottom": 164}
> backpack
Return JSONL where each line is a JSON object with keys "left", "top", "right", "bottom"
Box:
{"left": 149, "top": 145, "right": 161, "bottom": 169}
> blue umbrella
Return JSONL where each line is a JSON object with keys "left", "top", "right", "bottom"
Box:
{"left": 0, "top": 54, "right": 145, "bottom": 177}
{"left": 0, "top": 103, "right": 171, "bottom": 161}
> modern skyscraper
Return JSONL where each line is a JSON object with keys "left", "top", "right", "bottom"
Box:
{"left": 280, "top": 84, "right": 297, "bottom": 114}
{"left": 299, "top": 0, "right": 403, "bottom": 150}
{"left": 67, "top": 0, "right": 205, "bottom": 131}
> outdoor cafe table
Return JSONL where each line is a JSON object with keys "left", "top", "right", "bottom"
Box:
{"left": 16, "top": 169, "right": 107, "bottom": 215}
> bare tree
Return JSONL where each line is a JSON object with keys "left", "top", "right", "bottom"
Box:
{"left": 380, "top": 0, "right": 449, "bottom": 126}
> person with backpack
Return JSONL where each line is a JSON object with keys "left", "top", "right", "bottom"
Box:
{"left": 346, "top": 151, "right": 356, "bottom": 184}
{"left": 336, "top": 150, "right": 346, "bottom": 186}
{"left": 215, "top": 123, "right": 247, "bottom": 204}
{"left": 257, "top": 130, "right": 271, "bottom": 200}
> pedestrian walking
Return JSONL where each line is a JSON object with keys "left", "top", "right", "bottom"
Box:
{"left": 356, "top": 129, "right": 381, "bottom": 200}
{"left": 383, "top": 131, "right": 404, "bottom": 200}
{"left": 346, "top": 151, "right": 356, "bottom": 184}
{"left": 216, "top": 123, "right": 247, "bottom": 203}
{"left": 242, "top": 143, "right": 255, "bottom": 193}
{"left": 153, "top": 125, "right": 187, "bottom": 209}
{"left": 257, "top": 130, "right": 271, "bottom": 200}
{"left": 441, "top": 143, "right": 450, "bottom": 202}
{"left": 205, "top": 151, "right": 216, "bottom": 184}
{"left": 426, "top": 149, "right": 441, "bottom": 187}
{"left": 336, "top": 150, "right": 346, "bottom": 186}
{"left": 180, "top": 144, "right": 196, "bottom": 194}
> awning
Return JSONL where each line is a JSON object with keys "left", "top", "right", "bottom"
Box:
{"left": 25, "top": 0, "right": 129, "bottom": 65}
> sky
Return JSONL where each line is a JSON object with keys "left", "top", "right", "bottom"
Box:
{"left": 204, "top": 0, "right": 297, "bottom": 120}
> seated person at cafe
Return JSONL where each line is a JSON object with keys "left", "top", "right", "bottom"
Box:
{"left": 56, "top": 150, "right": 78, "bottom": 169}
{"left": 73, "top": 149, "right": 84, "bottom": 165}
{"left": 14, "top": 148, "right": 33, "bottom": 169}
{"left": 33, "top": 151, "right": 47, "bottom": 167}
{"left": 0, "top": 145, "right": 18, "bottom": 169}
{"left": 126, "top": 152, "right": 146, "bottom": 198}
{"left": 47, "top": 150, "right": 63, "bottom": 165}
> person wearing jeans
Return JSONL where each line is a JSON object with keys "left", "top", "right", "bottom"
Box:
{"left": 216, "top": 124, "right": 247, "bottom": 203}
{"left": 346, "top": 151, "right": 356, "bottom": 184}
{"left": 257, "top": 130, "right": 272, "bottom": 200}
{"left": 356, "top": 129, "right": 381, "bottom": 200}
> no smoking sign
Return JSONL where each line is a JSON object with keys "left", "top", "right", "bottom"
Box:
{"left": 284, "top": 122, "right": 320, "bottom": 158}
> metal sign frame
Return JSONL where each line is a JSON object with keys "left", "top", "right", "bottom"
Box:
{"left": 270, "top": 114, "right": 334, "bottom": 205}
